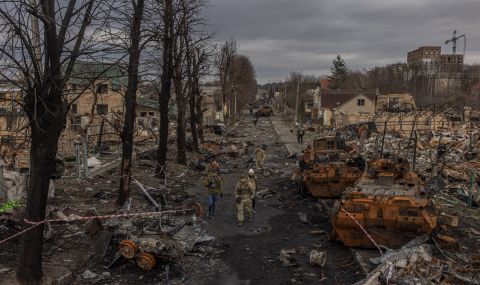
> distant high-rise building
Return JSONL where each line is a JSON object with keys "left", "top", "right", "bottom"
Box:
{"left": 407, "top": 46, "right": 463, "bottom": 73}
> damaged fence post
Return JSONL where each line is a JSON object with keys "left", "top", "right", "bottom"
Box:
{"left": 468, "top": 169, "right": 476, "bottom": 208}
{"left": 82, "top": 135, "right": 89, "bottom": 178}
{"left": 75, "top": 138, "right": 82, "bottom": 178}
{"left": 0, "top": 158, "right": 4, "bottom": 198}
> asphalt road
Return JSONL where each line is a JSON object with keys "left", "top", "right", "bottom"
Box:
{"left": 188, "top": 115, "right": 364, "bottom": 285}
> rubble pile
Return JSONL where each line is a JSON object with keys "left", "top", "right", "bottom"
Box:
{"left": 357, "top": 242, "right": 480, "bottom": 285}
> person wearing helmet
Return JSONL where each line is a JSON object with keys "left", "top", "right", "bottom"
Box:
{"left": 203, "top": 171, "right": 223, "bottom": 219}
{"left": 247, "top": 169, "right": 258, "bottom": 214}
{"left": 255, "top": 147, "right": 266, "bottom": 172}
{"left": 234, "top": 176, "right": 254, "bottom": 226}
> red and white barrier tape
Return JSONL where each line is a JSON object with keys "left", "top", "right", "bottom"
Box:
{"left": 0, "top": 208, "right": 193, "bottom": 245}
{"left": 340, "top": 207, "right": 384, "bottom": 256}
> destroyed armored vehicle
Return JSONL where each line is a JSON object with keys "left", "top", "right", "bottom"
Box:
{"left": 331, "top": 158, "right": 437, "bottom": 249}
{"left": 297, "top": 136, "right": 363, "bottom": 198}
{"left": 255, "top": 106, "right": 273, "bottom": 117}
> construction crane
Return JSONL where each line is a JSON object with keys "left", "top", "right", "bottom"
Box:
{"left": 445, "top": 30, "right": 466, "bottom": 55}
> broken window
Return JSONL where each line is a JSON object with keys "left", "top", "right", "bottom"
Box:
{"left": 140, "top": 112, "right": 146, "bottom": 117}
{"left": 1, "top": 135, "right": 14, "bottom": 145}
{"left": 97, "top": 104, "right": 108, "bottom": 115}
{"left": 314, "top": 139, "right": 326, "bottom": 150}
{"left": 5, "top": 115, "right": 15, "bottom": 130}
{"left": 357, "top": 99, "right": 365, "bottom": 106}
{"left": 71, "top": 104, "right": 78, "bottom": 115}
{"left": 149, "top": 112, "right": 154, "bottom": 116}
{"left": 326, "top": 140, "right": 335, "bottom": 150}
{"left": 96, "top": 84, "right": 108, "bottom": 94}
{"left": 0, "top": 93, "right": 5, "bottom": 101}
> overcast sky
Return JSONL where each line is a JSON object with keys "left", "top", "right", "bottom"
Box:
{"left": 206, "top": 0, "right": 480, "bottom": 83}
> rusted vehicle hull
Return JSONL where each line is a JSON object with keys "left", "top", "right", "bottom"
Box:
{"left": 304, "top": 166, "right": 360, "bottom": 198}
{"left": 332, "top": 194, "right": 437, "bottom": 248}
{"left": 331, "top": 159, "right": 437, "bottom": 249}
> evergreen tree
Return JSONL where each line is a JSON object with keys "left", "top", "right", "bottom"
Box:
{"left": 329, "top": 54, "right": 349, "bottom": 89}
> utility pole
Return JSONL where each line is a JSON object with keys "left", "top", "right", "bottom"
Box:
{"left": 295, "top": 80, "right": 299, "bottom": 124}
{"left": 284, "top": 81, "right": 287, "bottom": 116}
{"left": 234, "top": 89, "right": 237, "bottom": 124}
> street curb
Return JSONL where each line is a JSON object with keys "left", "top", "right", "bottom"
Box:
{"left": 270, "top": 116, "right": 295, "bottom": 156}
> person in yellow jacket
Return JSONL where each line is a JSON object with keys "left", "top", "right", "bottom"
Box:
{"left": 255, "top": 147, "right": 266, "bottom": 171}
{"left": 203, "top": 172, "right": 223, "bottom": 219}
{"left": 235, "top": 176, "right": 254, "bottom": 226}
{"left": 247, "top": 169, "right": 258, "bottom": 214}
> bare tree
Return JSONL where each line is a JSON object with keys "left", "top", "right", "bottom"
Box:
{"left": 0, "top": 0, "right": 108, "bottom": 283}
{"left": 155, "top": 0, "right": 174, "bottom": 177}
{"left": 231, "top": 54, "right": 257, "bottom": 121}
{"left": 215, "top": 39, "right": 236, "bottom": 124}
{"left": 116, "top": 0, "right": 147, "bottom": 205}
{"left": 188, "top": 44, "right": 211, "bottom": 151}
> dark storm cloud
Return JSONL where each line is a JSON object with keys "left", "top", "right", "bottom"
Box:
{"left": 207, "top": 0, "right": 480, "bottom": 82}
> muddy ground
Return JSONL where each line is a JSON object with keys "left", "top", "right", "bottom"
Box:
{"left": 0, "top": 115, "right": 364, "bottom": 285}
{"left": 187, "top": 115, "right": 363, "bottom": 285}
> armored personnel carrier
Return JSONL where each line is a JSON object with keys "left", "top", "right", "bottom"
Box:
{"left": 298, "top": 136, "right": 363, "bottom": 198}
{"left": 331, "top": 158, "right": 437, "bottom": 248}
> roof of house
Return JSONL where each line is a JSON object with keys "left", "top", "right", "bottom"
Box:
{"left": 471, "top": 82, "right": 480, "bottom": 93}
{"left": 137, "top": 96, "right": 158, "bottom": 109}
{"left": 320, "top": 89, "right": 377, "bottom": 109}
{"left": 69, "top": 61, "right": 127, "bottom": 91}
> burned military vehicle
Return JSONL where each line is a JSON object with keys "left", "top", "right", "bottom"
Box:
{"left": 297, "top": 136, "right": 364, "bottom": 198}
{"left": 255, "top": 106, "right": 273, "bottom": 117}
{"left": 331, "top": 158, "right": 437, "bottom": 249}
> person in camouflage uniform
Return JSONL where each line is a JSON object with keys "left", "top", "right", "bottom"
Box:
{"left": 255, "top": 147, "right": 266, "bottom": 171}
{"left": 205, "top": 159, "right": 219, "bottom": 175}
{"left": 247, "top": 169, "right": 258, "bottom": 214}
{"left": 203, "top": 172, "right": 223, "bottom": 219}
{"left": 235, "top": 176, "right": 254, "bottom": 226}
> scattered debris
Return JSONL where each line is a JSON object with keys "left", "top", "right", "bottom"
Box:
{"left": 279, "top": 249, "right": 297, "bottom": 267}
{"left": 81, "top": 269, "right": 97, "bottom": 280}
{"left": 309, "top": 250, "right": 327, "bottom": 267}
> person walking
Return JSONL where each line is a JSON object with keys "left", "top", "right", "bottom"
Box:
{"left": 205, "top": 159, "right": 220, "bottom": 174}
{"left": 247, "top": 169, "right": 258, "bottom": 214}
{"left": 235, "top": 176, "right": 254, "bottom": 226}
{"left": 255, "top": 146, "right": 266, "bottom": 172}
{"left": 203, "top": 171, "right": 223, "bottom": 219}
{"left": 253, "top": 118, "right": 258, "bottom": 128}
{"left": 297, "top": 128, "right": 305, "bottom": 144}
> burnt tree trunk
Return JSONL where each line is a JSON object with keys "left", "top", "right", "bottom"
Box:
{"left": 13, "top": 0, "right": 94, "bottom": 282}
{"left": 175, "top": 91, "right": 187, "bottom": 164}
{"left": 17, "top": 97, "right": 65, "bottom": 284}
{"left": 196, "top": 93, "right": 204, "bottom": 143}
{"left": 155, "top": 0, "right": 174, "bottom": 177}
{"left": 189, "top": 87, "right": 199, "bottom": 152}
{"left": 117, "top": 0, "right": 145, "bottom": 206}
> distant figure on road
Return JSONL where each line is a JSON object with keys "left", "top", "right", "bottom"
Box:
{"left": 250, "top": 108, "right": 253, "bottom": 116}
{"left": 247, "top": 169, "right": 258, "bottom": 214}
{"left": 203, "top": 171, "right": 223, "bottom": 219}
{"left": 253, "top": 118, "right": 258, "bottom": 128}
{"left": 297, "top": 128, "right": 305, "bottom": 144}
{"left": 255, "top": 147, "right": 266, "bottom": 172}
{"left": 235, "top": 176, "right": 254, "bottom": 226}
